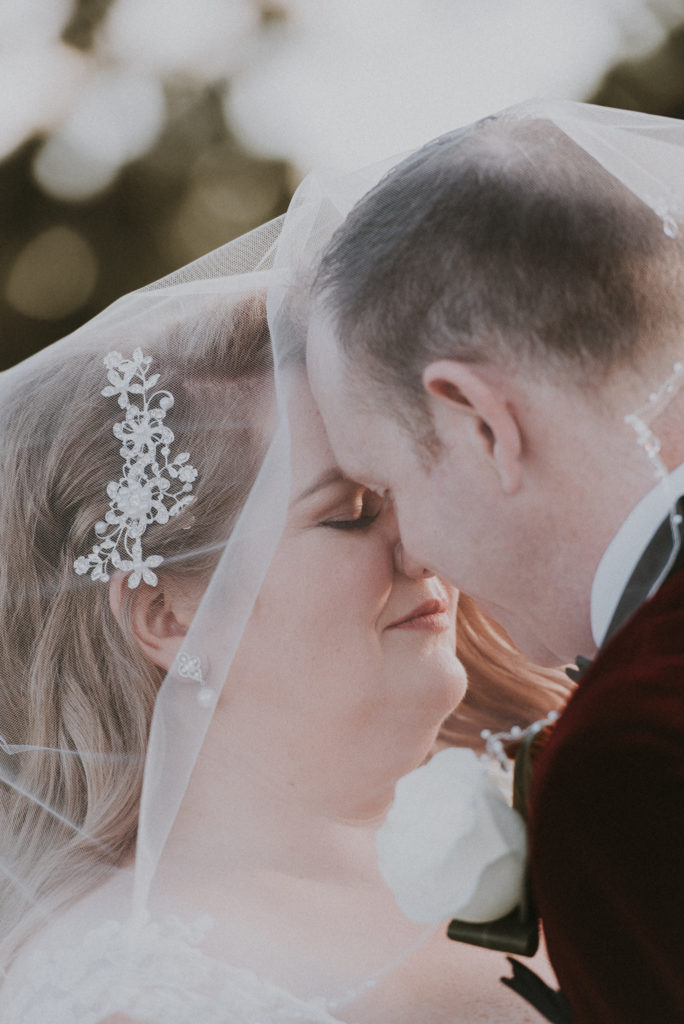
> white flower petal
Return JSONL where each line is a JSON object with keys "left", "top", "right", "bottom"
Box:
{"left": 103, "top": 351, "right": 123, "bottom": 369}
{"left": 377, "top": 747, "right": 526, "bottom": 924}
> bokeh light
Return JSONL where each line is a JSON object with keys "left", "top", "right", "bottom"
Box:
{"left": 33, "top": 70, "right": 166, "bottom": 200}
{"left": 227, "top": 0, "right": 681, "bottom": 174}
{"left": 1, "top": 0, "right": 684, "bottom": 369}
{"left": 100, "top": 0, "right": 260, "bottom": 81}
{"left": 5, "top": 225, "right": 97, "bottom": 320}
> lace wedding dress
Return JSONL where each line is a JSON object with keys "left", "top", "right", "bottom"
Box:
{"left": 1, "top": 874, "right": 350, "bottom": 1024}
{"left": 2, "top": 921, "right": 350, "bottom": 1023}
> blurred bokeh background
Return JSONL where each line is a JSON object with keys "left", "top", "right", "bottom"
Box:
{"left": 2, "top": 0, "right": 684, "bottom": 369}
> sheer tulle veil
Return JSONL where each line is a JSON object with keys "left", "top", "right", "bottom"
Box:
{"left": 0, "top": 98, "right": 683, "bottom": 1022}
{"left": 0, "top": 217, "right": 288, "bottom": 936}
{"left": 0, "top": 191, "right": 448, "bottom": 1024}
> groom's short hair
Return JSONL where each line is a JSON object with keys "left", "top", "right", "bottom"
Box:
{"left": 314, "top": 115, "right": 683, "bottom": 426}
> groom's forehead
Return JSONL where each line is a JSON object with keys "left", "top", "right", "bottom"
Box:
{"left": 306, "top": 304, "right": 349, "bottom": 397}
{"left": 305, "top": 312, "right": 389, "bottom": 472}
{"left": 307, "top": 312, "right": 388, "bottom": 438}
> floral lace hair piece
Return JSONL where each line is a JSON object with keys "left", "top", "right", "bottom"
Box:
{"left": 74, "top": 348, "right": 198, "bottom": 589}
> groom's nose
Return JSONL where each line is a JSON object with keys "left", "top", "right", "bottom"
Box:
{"left": 381, "top": 501, "right": 435, "bottom": 579}
{"left": 393, "top": 541, "right": 435, "bottom": 579}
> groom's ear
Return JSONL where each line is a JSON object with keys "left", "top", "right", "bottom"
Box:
{"left": 109, "top": 573, "right": 198, "bottom": 672}
{"left": 422, "top": 360, "right": 522, "bottom": 495}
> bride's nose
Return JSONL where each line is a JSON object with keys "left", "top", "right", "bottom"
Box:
{"left": 393, "top": 541, "right": 435, "bottom": 579}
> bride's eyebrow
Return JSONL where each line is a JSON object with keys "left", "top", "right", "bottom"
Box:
{"left": 294, "top": 468, "right": 347, "bottom": 504}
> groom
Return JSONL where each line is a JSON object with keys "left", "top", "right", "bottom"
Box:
{"left": 306, "top": 113, "right": 684, "bottom": 1024}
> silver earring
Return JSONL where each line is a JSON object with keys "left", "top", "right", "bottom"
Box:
{"left": 175, "top": 652, "right": 215, "bottom": 708}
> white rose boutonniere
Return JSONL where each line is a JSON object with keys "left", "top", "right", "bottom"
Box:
{"left": 376, "top": 747, "right": 527, "bottom": 925}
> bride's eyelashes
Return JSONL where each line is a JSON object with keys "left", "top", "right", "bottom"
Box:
{"left": 320, "top": 489, "right": 385, "bottom": 531}
{"left": 322, "top": 511, "right": 381, "bottom": 531}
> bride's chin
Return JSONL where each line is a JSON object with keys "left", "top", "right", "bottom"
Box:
{"left": 420, "top": 660, "right": 468, "bottom": 719}
{"left": 392, "top": 669, "right": 467, "bottom": 761}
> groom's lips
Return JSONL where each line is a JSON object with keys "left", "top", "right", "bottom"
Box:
{"left": 386, "top": 598, "right": 450, "bottom": 631}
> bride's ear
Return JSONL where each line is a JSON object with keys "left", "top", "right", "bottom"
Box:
{"left": 422, "top": 359, "right": 523, "bottom": 495}
{"left": 108, "top": 573, "right": 197, "bottom": 672}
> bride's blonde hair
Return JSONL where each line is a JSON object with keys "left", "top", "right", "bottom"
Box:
{"left": 0, "top": 295, "right": 272, "bottom": 957}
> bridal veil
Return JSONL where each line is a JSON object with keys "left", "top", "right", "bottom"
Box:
{"left": 0, "top": 98, "right": 683, "bottom": 1023}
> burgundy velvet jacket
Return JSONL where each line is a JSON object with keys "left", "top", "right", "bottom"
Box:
{"left": 529, "top": 569, "right": 684, "bottom": 1023}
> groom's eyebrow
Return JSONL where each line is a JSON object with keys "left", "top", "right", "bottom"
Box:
{"left": 295, "top": 468, "right": 346, "bottom": 504}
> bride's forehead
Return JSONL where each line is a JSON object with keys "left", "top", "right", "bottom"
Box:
{"left": 282, "top": 376, "right": 368, "bottom": 499}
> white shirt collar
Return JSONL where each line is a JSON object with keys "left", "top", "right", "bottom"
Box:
{"left": 590, "top": 461, "right": 684, "bottom": 648}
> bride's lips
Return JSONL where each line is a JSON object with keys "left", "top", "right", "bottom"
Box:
{"left": 386, "top": 598, "right": 451, "bottom": 632}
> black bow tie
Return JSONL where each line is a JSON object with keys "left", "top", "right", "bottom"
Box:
{"left": 566, "top": 495, "right": 684, "bottom": 682}
{"left": 603, "top": 494, "right": 684, "bottom": 645}
{"left": 565, "top": 655, "right": 592, "bottom": 683}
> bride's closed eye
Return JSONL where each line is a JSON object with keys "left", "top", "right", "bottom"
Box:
{"left": 323, "top": 513, "right": 379, "bottom": 532}
{"left": 321, "top": 490, "right": 385, "bottom": 531}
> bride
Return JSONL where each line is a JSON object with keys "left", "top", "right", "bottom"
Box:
{"left": 0, "top": 214, "right": 567, "bottom": 1022}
